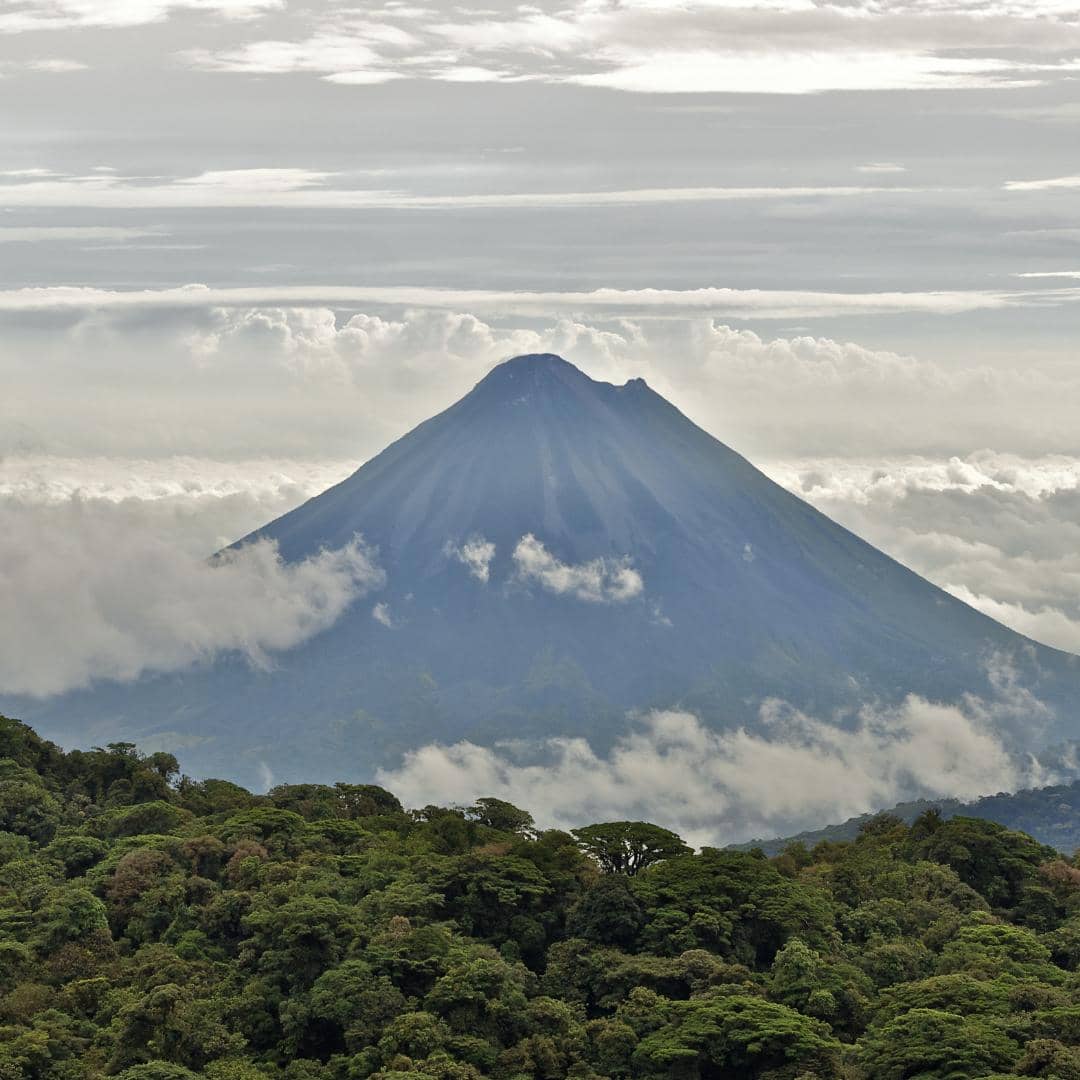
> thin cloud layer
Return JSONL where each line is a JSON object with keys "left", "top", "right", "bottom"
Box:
{"left": 0, "top": 495, "right": 383, "bottom": 696}
{"left": 378, "top": 698, "right": 1054, "bottom": 847}
{"left": 0, "top": 169, "right": 922, "bottom": 209}
{"left": 513, "top": 534, "right": 644, "bottom": 603}
{"left": 173, "top": 0, "right": 1080, "bottom": 94}
{"left": 0, "top": 0, "right": 280, "bottom": 32}
{"left": 0, "top": 282, "right": 1033, "bottom": 316}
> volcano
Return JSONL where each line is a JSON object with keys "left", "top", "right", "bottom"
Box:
{"left": 13, "top": 353, "right": 1079, "bottom": 785}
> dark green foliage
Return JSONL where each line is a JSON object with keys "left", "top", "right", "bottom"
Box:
{"left": 571, "top": 823, "right": 691, "bottom": 876}
{"left": 635, "top": 994, "right": 842, "bottom": 1079}
{"left": 912, "top": 816, "right": 1057, "bottom": 909}
{"left": 567, "top": 875, "right": 646, "bottom": 947}
{"left": 632, "top": 847, "right": 835, "bottom": 964}
{"left": 4, "top": 713, "right": 1080, "bottom": 1080}
{"left": 856, "top": 1008, "right": 1020, "bottom": 1078}
{"left": 465, "top": 799, "right": 535, "bottom": 836}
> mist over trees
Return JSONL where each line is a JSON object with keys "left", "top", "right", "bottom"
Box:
{"left": 4, "top": 714, "right": 1080, "bottom": 1080}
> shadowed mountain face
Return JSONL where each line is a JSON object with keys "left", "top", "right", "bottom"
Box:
{"left": 11, "top": 354, "right": 1079, "bottom": 786}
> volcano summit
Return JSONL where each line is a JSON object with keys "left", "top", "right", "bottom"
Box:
{"left": 13, "top": 353, "right": 1079, "bottom": 785}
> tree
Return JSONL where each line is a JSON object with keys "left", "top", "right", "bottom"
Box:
{"left": 633, "top": 847, "right": 835, "bottom": 964}
{"left": 279, "top": 960, "right": 406, "bottom": 1056}
{"left": 1016, "top": 1038, "right": 1080, "bottom": 1079}
{"left": 145, "top": 753, "right": 181, "bottom": 783}
{"left": 567, "top": 875, "right": 646, "bottom": 947}
{"left": 423, "top": 948, "right": 530, "bottom": 1042}
{"left": 855, "top": 1007, "right": 1019, "bottom": 1079}
{"left": 114, "top": 1063, "right": 200, "bottom": 1080}
{"left": 43, "top": 834, "right": 109, "bottom": 878}
{"left": 241, "top": 895, "right": 359, "bottom": 989}
{"left": 768, "top": 939, "right": 873, "bottom": 1037}
{"left": 912, "top": 816, "right": 1055, "bottom": 909}
{"left": 571, "top": 822, "right": 690, "bottom": 876}
{"left": 634, "top": 993, "right": 842, "bottom": 1079}
{"left": 466, "top": 798, "right": 535, "bottom": 836}
{"left": 0, "top": 761, "right": 62, "bottom": 843}
{"left": 94, "top": 801, "right": 189, "bottom": 839}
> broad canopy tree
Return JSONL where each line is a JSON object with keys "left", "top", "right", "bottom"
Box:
{"left": 571, "top": 822, "right": 691, "bottom": 876}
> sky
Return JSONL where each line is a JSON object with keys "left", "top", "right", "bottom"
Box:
{"left": 2, "top": 0, "right": 1079, "bottom": 825}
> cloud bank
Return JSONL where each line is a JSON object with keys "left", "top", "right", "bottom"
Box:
{"left": 6, "top": 304, "right": 1080, "bottom": 463}
{"left": 763, "top": 453, "right": 1080, "bottom": 656}
{"left": 513, "top": 534, "right": 644, "bottom": 603}
{"left": 0, "top": 495, "right": 382, "bottom": 696}
{"left": 378, "top": 698, "right": 1055, "bottom": 847}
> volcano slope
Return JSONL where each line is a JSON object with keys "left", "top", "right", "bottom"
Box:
{"left": 10, "top": 353, "right": 1079, "bottom": 786}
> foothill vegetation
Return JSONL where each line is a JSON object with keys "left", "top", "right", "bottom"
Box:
{"left": 4, "top": 715, "right": 1080, "bottom": 1080}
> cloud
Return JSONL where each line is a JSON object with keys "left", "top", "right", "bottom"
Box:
{"left": 447, "top": 536, "right": 496, "bottom": 582}
{"left": 24, "top": 57, "right": 87, "bottom": 71}
{"left": 176, "top": 0, "right": 1080, "bottom": 94}
{"left": 0, "top": 456, "right": 353, "bottom": 523}
{"left": 857, "top": 162, "right": 907, "bottom": 173}
{"left": 512, "top": 534, "right": 644, "bottom": 603}
{"left": 0, "top": 281, "right": 1039, "bottom": 318}
{"left": 761, "top": 452, "right": 1080, "bottom": 655}
{"left": 184, "top": 32, "right": 398, "bottom": 79}
{"left": 0, "top": 0, "right": 281, "bottom": 32}
{"left": 569, "top": 48, "right": 1039, "bottom": 94}
{"left": 5, "top": 305, "right": 1080, "bottom": 465}
{"left": 947, "top": 588, "right": 1080, "bottom": 656}
{"left": 0, "top": 167, "right": 922, "bottom": 209}
{"left": 377, "top": 697, "right": 1054, "bottom": 846}
{"left": 1005, "top": 174, "right": 1080, "bottom": 191}
{"left": 0, "top": 225, "right": 169, "bottom": 244}
{"left": 372, "top": 601, "right": 394, "bottom": 627}
{"left": 0, "top": 493, "right": 383, "bottom": 696}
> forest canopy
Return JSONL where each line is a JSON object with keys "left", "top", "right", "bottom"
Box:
{"left": 4, "top": 714, "right": 1080, "bottom": 1080}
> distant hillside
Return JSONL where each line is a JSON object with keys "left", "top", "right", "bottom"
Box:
{"left": 735, "top": 780, "right": 1080, "bottom": 855}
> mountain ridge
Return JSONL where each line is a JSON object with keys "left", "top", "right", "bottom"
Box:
{"left": 730, "top": 775, "right": 1080, "bottom": 855}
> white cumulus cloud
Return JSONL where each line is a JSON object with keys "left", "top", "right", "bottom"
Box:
{"left": 0, "top": 496, "right": 383, "bottom": 696}
{"left": 512, "top": 534, "right": 643, "bottom": 603}
{"left": 378, "top": 697, "right": 1055, "bottom": 847}
{"left": 447, "top": 536, "right": 496, "bottom": 582}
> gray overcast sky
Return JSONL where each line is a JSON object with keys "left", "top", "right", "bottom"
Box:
{"left": 1, "top": 0, "right": 1079, "bottom": 364}
{"left": 2, "top": 0, "right": 1080, "bottom": 712}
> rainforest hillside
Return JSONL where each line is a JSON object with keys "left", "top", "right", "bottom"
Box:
{"left": 6, "top": 714, "right": 1080, "bottom": 1080}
